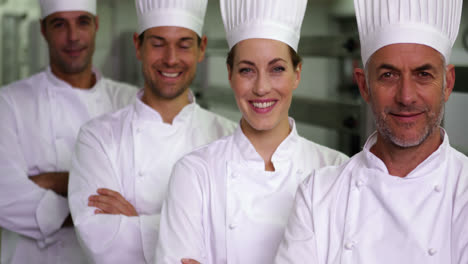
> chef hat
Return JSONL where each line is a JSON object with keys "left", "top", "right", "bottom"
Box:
{"left": 39, "top": 0, "right": 96, "bottom": 19}
{"left": 354, "top": 0, "right": 463, "bottom": 64}
{"left": 135, "top": 0, "right": 208, "bottom": 36}
{"left": 220, "top": 0, "right": 308, "bottom": 52}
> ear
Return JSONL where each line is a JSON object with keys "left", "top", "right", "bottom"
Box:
{"left": 133, "top": 32, "right": 142, "bottom": 61}
{"left": 94, "top": 16, "right": 100, "bottom": 31}
{"left": 292, "top": 62, "right": 302, "bottom": 91}
{"left": 354, "top": 68, "right": 370, "bottom": 103}
{"left": 197, "top": 35, "right": 208, "bottom": 63}
{"left": 444, "top": 64, "right": 456, "bottom": 102}
{"left": 40, "top": 19, "right": 47, "bottom": 41}
{"left": 227, "top": 63, "right": 233, "bottom": 82}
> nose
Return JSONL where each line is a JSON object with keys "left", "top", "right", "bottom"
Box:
{"left": 252, "top": 72, "right": 272, "bottom": 97}
{"left": 163, "top": 46, "right": 178, "bottom": 67}
{"left": 67, "top": 23, "right": 79, "bottom": 42}
{"left": 396, "top": 76, "right": 417, "bottom": 106}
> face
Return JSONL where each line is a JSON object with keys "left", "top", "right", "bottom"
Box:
{"left": 355, "top": 43, "right": 455, "bottom": 148}
{"left": 41, "top": 11, "right": 98, "bottom": 75}
{"left": 133, "top": 26, "right": 207, "bottom": 100}
{"left": 228, "top": 39, "right": 301, "bottom": 132}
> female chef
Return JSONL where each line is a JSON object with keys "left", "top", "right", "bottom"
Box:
{"left": 155, "top": 0, "right": 348, "bottom": 263}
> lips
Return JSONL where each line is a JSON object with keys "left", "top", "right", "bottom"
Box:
{"left": 390, "top": 112, "right": 424, "bottom": 123}
{"left": 160, "top": 71, "right": 181, "bottom": 78}
{"left": 64, "top": 47, "right": 86, "bottom": 57}
{"left": 249, "top": 99, "right": 277, "bottom": 113}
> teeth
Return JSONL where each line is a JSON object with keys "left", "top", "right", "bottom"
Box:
{"left": 161, "top": 72, "right": 179, "bottom": 78}
{"left": 252, "top": 101, "right": 275, "bottom": 109}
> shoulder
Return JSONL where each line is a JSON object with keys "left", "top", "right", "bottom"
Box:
{"left": 79, "top": 103, "right": 134, "bottom": 143}
{"left": 297, "top": 136, "right": 349, "bottom": 166}
{"left": 193, "top": 106, "right": 237, "bottom": 135}
{"left": 0, "top": 71, "right": 47, "bottom": 100}
{"left": 100, "top": 77, "right": 139, "bottom": 91}
{"left": 174, "top": 134, "right": 234, "bottom": 178}
{"left": 301, "top": 151, "right": 359, "bottom": 196}
{"left": 99, "top": 77, "right": 138, "bottom": 106}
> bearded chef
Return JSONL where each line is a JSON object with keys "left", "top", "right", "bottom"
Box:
{"left": 275, "top": 0, "right": 468, "bottom": 263}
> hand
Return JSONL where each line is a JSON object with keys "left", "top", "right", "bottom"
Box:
{"left": 88, "top": 188, "right": 138, "bottom": 216}
{"left": 181, "top": 259, "right": 201, "bottom": 264}
{"left": 29, "top": 172, "right": 69, "bottom": 196}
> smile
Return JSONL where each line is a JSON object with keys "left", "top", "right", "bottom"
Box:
{"left": 160, "top": 71, "right": 181, "bottom": 78}
{"left": 252, "top": 101, "right": 276, "bottom": 109}
{"left": 390, "top": 112, "right": 424, "bottom": 122}
{"left": 249, "top": 100, "right": 277, "bottom": 113}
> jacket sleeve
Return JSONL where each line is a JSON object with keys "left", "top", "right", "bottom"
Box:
{"left": 68, "top": 124, "right": 146, "bottom": 264}
{"left": 274, "top": 174, "right": 319, "bottom": 264}
{"left": 155, "top": 158, "right": 207, "bottom": 264}
{"left": 0, "top": 93, "right": 69, "bottom": 247}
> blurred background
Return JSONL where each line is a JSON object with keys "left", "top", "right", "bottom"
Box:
{"left": 0, "top": 0, "right": 467, "bottom": 157}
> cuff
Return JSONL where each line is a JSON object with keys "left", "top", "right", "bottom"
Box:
{"left": 36, "top": 190, "right": 70, "bottom": 246}
{"left": 140, "top": 214, "right": 161, "bottom": 264}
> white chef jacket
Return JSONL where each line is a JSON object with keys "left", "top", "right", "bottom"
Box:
{"left": 68, "top": 90, "right": 236, "bottom": 264}
{"left": 0, "top": 67, "right": 137, "bottom": 264}
{"left": 275, "top": 130, "right": 468, "bottom": 264}
{"left": 156, "top": 119, "right": 348, "bottom": 264}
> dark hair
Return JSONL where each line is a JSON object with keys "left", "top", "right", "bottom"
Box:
{"left": 226, "top": 43, "right": 302, "bottom": 69}
{"left": 137, "top": 31, "right": 202, "bottom": 46}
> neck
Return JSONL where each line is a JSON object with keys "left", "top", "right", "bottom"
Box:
{"left": 50, "top": 65, "right": 96, "bottom": 89}
{"left": 370, "top": 127, "right": 443, "bottom": 177}
{"left": 241, "top": 117, "right": 291, "bottom": 172}
{"left": 142, "top": 87, "right": 191, "bottom": 124}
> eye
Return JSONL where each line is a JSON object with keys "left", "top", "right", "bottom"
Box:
{"left": 272, "top": 66, "right": 285, "bottom": 73}
{"left": 52, "top": 22, "right": 64, "bottom": 28}
{"left": 381, "top": 72, "right": 393, "bottom": 78}
{"left": 239, "top": 68, "right": 253, "bottom": 74}
{"left": 418, "top": 71, "right": 432, "bottom": 78}
{"left": 78, "top": 20, "right": 91, "bottom": 26}
{"left": 151, "top": 42, "right": 164, "bottom": 48}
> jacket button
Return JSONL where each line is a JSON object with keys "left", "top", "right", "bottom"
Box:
{"left": 434, "top": 185, "right": 441, "bottom": 193}
{"left": 428, "top": 248, "right": 437, "bottom": 256}
{"left": 356, "top": 180, "right": 364, "bottom": 188}
{"left": 344, "top": 241, "right": 355, "bottom": 250}
{"left": 229, "top": 223, "right": 237, "bottom": 229}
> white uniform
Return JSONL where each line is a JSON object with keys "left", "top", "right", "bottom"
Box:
{"left": 68, "top": 90, "right": 236, "bottom": 264}
{"left": 0, "top": 67, "right": 137, "bottom": 264}
{"left": 156, "top": 119, "right": 348, "bottom": 264}
{"left": 275, "top": 131, "right": 468, "bottom": 264}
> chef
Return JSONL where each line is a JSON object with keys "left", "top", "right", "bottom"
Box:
{"left": 155, "top": 0, "right": 348, "bottom": 263}
{"left": 67, "top": 0, "right": 236, "bottom": 263}
{"left": 0, "top": 0, "right": 137, "bottom": 264}
{"left": 275, "top": 0, "right": 468, "bottom": 263}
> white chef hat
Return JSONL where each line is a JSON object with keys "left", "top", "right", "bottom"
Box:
{"left": 135, "top": 0, "right": 208, "bottom": 37}
{"left": 39, "top": 0, "right": 96, "bottom": 19}
{"left": 220, "top": 0, "right": 308, "bottom": 52}
{"left": 354, "top": 0, "right": 463, "bottom": 65}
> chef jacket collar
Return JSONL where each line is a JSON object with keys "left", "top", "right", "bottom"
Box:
{"left": 45, "top": 66, "right": 102, "bottom": 93}
{"left": 362, "top": 128, "right": 449, "bottom": 179}
{"left": 134, "top": 88, "right": 196, "bottom": 125}
{"left": 233, "top": 117, "right": 299, "bottom": 170}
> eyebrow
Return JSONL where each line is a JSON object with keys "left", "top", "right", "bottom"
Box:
{"left": 146, "top": 36, "right": 195, "bottom": 42}
{"left": 413, "top": 64, "right": 436, "bottom": 72}
{"left": 237, "top": 58, "right": 286, "bottom": 67}
{"left": 48, "top": 17, "right": 64, "bottom": 25}
{"left": 377, "top": 64, "right": 398, "bottom": 71}
{"left": 377, "top": 63, "right": 436, "bottom": 72}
